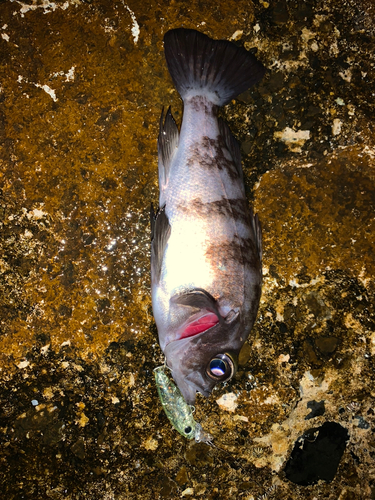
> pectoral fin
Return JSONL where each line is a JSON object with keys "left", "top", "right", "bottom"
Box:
{"left": 171, "top": 288, "right": 222, "bottom": 322}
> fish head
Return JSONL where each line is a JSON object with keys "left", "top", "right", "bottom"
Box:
{"left": 164, "top": 305, "right": 244, "bottom": 405}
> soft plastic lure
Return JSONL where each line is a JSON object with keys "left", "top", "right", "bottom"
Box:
{"left": 154, "top": 365, "right": 213, "bottom": 444}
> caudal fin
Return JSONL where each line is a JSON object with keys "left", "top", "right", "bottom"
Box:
{"left": 163, "top": 28, "right": 265, "bottom": 106}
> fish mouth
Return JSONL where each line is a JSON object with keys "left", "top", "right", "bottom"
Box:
{"left": 177, "top": 312, "right": 219, "bottom": 340}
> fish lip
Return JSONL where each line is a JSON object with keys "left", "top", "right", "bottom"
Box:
{"left": 176, "top": 312, "right": 219, "bottom": 340}
{"left": 164, "top": 307, "right": 239, "bottom": 347}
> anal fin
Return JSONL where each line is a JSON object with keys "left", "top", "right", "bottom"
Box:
{"left": 151, "top": 204, "right": 171, "bottom": 283}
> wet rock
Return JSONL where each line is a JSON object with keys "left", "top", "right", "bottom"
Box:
{"left": 175, "top": 466, "right": 189, "bottom": 486}
{"left": 284, "top": 422, "right": 349, "bottom": 485}
{"left": 159, "top": 475, "right": 177, "bottom": 497}
{"left": 71, "top": 438, "right": 86, "bottom": 460}
{"left": 305, "top": 400, "right": 325, "bottom": 420}
{"left": 353, "top": 416, "right": 370, "bottom": 430}
{"left": 0, "top": 0, "right": 374, "bottom": 498}
{"left": 302, "top": 339, "right": 321, "bottom": 366}
{"left": 315, "top": 336, "right": 339, "bottom": 355}
{"left": 184, "top": 442, "right": 214, "bottom": 467}
{"left": 269, "top": 0, "right": 289, "bottom": 26}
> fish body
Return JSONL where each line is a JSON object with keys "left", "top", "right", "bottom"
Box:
{"left": 151, "top": 29, "right": 265, "bottom": 404}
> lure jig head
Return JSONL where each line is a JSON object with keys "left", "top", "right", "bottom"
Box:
{"left": 154, "top": 365, "right": 213, "bottom": 444}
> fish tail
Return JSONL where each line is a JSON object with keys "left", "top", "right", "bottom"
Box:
{"left": 163, "top": 28, "right": 265, "bottom": 106}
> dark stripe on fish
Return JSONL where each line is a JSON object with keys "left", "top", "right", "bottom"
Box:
{"left": 187, "top": 135, "right": 240, "bottom": 181}
{"left": 178, "top": 197, "right": 251, "bottom": 226}
{"left": 205, "top": 237, "right": 259, "bottom": 270}
{"left": 188, "top": 96, "right": 219, "bottom": 115}
{"left": 184, "top": 97, "right": 243, "bottom": 181}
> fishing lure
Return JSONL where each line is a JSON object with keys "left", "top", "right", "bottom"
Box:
{"left": 154, "top": 365, "right": 213, "bottom": 444}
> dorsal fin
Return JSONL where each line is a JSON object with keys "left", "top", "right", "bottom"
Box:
{"left": 218, "top": 117, "right": 243, "bottom": 182}
{"left": 158, "top": 107, "right": 179, "bottom": 191}
{"left": 250, "top": 208, "right": 262, "bottom": 262}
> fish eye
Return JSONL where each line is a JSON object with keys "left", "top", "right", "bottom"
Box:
{"left": 206, "top": 353, "right": 237, "bottom": 382}
{"left": 184, "top": 426, "right": 192, "bottom": 435}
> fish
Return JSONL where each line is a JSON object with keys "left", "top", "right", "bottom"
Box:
{"left": 154, "top": 365, "right": 213, "bottom": 443}
{"left": 151, "top": 28, "right": 265, "bottom": 405}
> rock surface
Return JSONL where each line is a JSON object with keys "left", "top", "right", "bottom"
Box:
{"left": 0, "top": 0, "right": 374, "bottom": 498}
